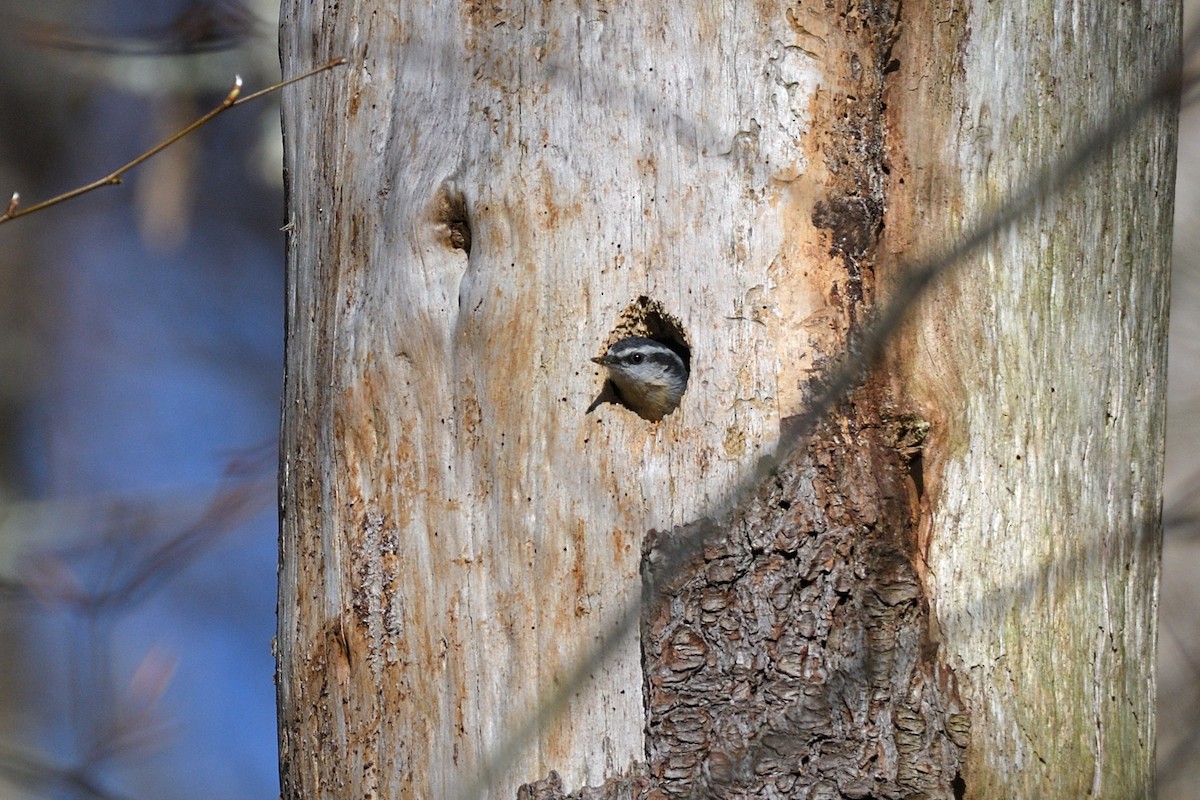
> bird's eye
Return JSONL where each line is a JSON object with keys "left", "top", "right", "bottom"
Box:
{"left": 630, "top": 353, "right": 644, "bottom": 364}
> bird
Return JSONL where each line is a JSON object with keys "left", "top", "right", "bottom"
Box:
{"left": 587, "top": 337, "right": 689, "bottom": 421}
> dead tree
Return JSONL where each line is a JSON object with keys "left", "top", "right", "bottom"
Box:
{"left": 277, "top": 2, "right": 1177, "bottom": 797}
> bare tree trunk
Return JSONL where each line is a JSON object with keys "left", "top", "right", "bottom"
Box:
{"left": 277, "top": 1, "right": 1176, "bottom": 798}
{"left": 882, "top": 3, "right": 1178, "bottom": 798}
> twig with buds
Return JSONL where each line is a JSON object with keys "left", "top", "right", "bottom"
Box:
{"left": 0, "top": 56, "right": 347, "bottom": 224}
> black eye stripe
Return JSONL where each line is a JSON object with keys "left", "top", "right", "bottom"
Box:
{"left": 603, "top": 337, "right": 690, "bottom": 376}
{"left": 617, "top": 350, "right": 684, "bottom": 370}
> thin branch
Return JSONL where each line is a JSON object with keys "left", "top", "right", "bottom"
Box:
{"left": 0, "top": 57, "right": 347, "bottom": 224}
{"left": 231, "top": 57, "right": 348, "bottom": 108}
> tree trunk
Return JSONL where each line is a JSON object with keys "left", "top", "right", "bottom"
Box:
{"left": 882, "top": 3, "right": 1178, "bottom": 797}
{"left": 277, "top": 1, "right": 1176, "bottom": 798}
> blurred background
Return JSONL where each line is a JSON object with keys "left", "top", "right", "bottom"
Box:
{"left": 0, "top": 0, "right": 283, "bottom": 797}
{"left": 0, "top": 1, "right": 1196, "bottom": 798}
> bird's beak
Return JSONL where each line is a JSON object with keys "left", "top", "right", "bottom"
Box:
{"left": 591, "top": 356, "right": 608, "bottom": 366}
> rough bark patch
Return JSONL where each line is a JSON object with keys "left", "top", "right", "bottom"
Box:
{"left": 640, "top": 396, "right": 968, "bottom": 799}
{"left": 517, "top": 769, "right": 650, "bottom": 800}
